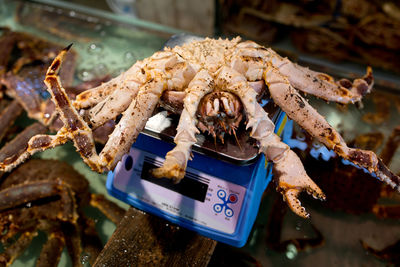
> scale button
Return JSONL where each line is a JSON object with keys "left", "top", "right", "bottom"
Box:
{"left": 217, "top": 190, "right": 226, "bottom": 200}
{"left": 228, "top": 194, "right": 238, "bottom": 203}
{"left": 225, "top": 208, "right": 234, "bottom": 217}
{"left": 213, "top": 204, "right": 223, "bottom": 213}
{"left": 124, "top": 155, "right": 133, "bottom": 171}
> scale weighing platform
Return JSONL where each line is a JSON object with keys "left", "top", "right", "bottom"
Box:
{"left": 106, "top": 99, "right": 287, "bottom": 247}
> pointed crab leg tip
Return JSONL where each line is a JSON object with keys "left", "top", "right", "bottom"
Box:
{"left": 47, "top": 44, "right": 73, "bottom": 76}
{"left": 306, "top": 186, "right": 326, "bottom": 201}
{"left": 294, "top": 208, "right": 310, "bottom": 219}
{"left": 311, "top": 191, "right": 326, "bottom": 201}
{"left": 317, "top": 191, "right": 326, "bottom": 201}
{"left": 283, "top": 188, "right": 311, "bottom": 219}
{"left": 65, "top": 43, "right": 73, "bottom": 51}
{"left": 149, "top": 168, "right": 159, "bottom": 177}
{"left": 376, "top": 158, "right": 400, "bottom": 193}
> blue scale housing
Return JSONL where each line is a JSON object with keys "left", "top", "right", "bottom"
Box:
{"left": 107, "top": 111, "right": 287, "bottom": 247}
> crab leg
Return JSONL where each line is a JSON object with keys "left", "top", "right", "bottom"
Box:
{"left": 74, "top": 61, "right": 145, "bottom": 109}
{"left": 151, "top": 70, "right": 214, "bottom": 181}
{"left": 360, "top": 239, "right": 400, "bottom": 264}
{"left": 0, "top": 231, "right": 37, "bottom": 266}
{"left": 44, "top": 45, "right": 103, "bottom": 172}
{"left": 99, "top": 76, "right": 166, "bottom": 170}
{"left": 268, "top": 49, "right": 374, "bottom": 104}
{"left": 74, "top": 75, "right": 123, "bottom": 109}
{"left": 232, "top": 41, "right": 373, "bottom": 104}
{"left": 42, "top": 46, "right": 196, "bottom": 173}
{"left": 217, "top": 66, "right": 325, "bottom": 218}
{"left": 263, "top": 64, "right": 400, "bottom": 192}
{"left": 0, "top": 127, "right": 66, "bottom": 172}
{"left": 76, "top": 62, "right": 146, "bottom": 128}
{"left": 36, "top": 230, "right": 65, "bottom": 267}
{"left": 62, "top": 222, "right": 83, "bottom": 267}
{"left": 79, "top": 216, "right": 103, "bottom": 265}
{"left": 0, "top": 179, "right": 78, "bottom": 222}
{"left": 252, "top": 101, "right": 325, "bottom": 218}
{"left": 86, "top": 86, "right": 139, "bottom": 128}
{"left": 89, "top": 193, "right": 125, "bottom": 224}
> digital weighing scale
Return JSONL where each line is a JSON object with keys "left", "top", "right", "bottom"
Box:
{"left": 107, "top": 107, "right": 287, "bottom": 247}
{"left": 106, "top": 34, "right": 288, "bottom": 247}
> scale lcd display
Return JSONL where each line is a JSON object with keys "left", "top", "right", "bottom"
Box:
{"left": 141, "top": 159, "right": 209, "bottom": 202}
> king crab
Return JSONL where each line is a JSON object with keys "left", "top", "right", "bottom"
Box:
{"left": 0, "top": 36, "right": 399, "bottom": 219}
{"left": 0, "top": 159, "right": 126, "bottom": 266}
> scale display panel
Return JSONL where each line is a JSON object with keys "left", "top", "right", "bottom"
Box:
{"left": 111, "top": 148, "right": 246, "bottom": 234}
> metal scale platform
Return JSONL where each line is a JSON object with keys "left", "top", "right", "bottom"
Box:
{"left": 106, "top": 35, "right": 287, "bottom": 247}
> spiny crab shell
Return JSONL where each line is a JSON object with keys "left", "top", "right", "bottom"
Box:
{"left": 1, "top": 37, "right": 399, "bottom": 219}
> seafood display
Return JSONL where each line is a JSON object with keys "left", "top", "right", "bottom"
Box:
{"left": 0, "top": 159, "right": 126, "bottom": 266}
{"left": 1, "top": 36, "right": 399, "bottom": 220}
{"left": 222, "top": 0, "right": 400, "bottom": 73}
{"left": 0, "top": 1, "right": 399, "bottom": 266}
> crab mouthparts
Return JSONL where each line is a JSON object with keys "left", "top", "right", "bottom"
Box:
{"left": 197, "top": 91, "right": 243, "bottom": 142}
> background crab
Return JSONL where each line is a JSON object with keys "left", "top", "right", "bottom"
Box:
{"left": 0, "top": 159, "right": 125, "bottom": 266}
{"left": 1, "top": 36, "right": 399, "bottom": 219}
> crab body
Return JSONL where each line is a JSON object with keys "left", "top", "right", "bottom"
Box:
{"left": 1, "top": 37, "right": 399, "bottom": 219}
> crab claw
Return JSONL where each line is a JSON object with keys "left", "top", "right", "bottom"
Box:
{"left": 151, "top": 153, "right": 186, "bottom": 183}
{"left": 151, "top": 142, "right": 192, "bottom": 183}
{"left": 336, "top": 147, "right": 400, "bottom": 193}
{"left": 274, "top": 150, "right": 326, "bottom": 218}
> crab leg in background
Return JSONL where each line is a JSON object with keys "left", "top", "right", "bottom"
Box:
{"left": 263, "top": 64, "right": 400, "bottom": 192}
{"left": 0, "top": 128, "right": 68, "bottom": 173}
{"left": 0, "top": 123, "right": 47, "bottom": 164}
{"left": 0, "top": 231, "right": 37, "bottom": 266}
